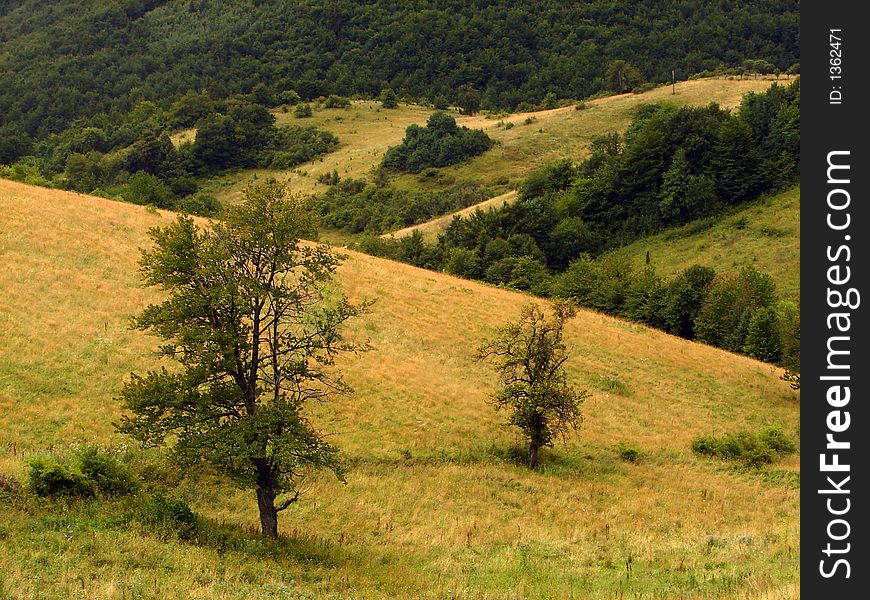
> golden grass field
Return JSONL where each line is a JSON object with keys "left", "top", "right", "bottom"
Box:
{"left": 608, "top": 186, "right": 800, "bottom": 300}
{"left": 0, "top": 178, "right": 799, "bottom": 599}
{"left": 204, "top": 78, "right": 782, "bottom": 211}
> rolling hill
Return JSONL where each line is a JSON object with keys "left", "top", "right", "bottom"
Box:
{"left": 213, "top": 77, "right": 781, "bottom": 211}
{"left": 607, "top": 185, "right": 800, "bottom": 300}
{"left": 0, "top": 179, "right": 799, "bottom": 599}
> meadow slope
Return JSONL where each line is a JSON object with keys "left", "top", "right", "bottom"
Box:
{"left": 0, "top": 179, "right": 799, "bottom": 599}
{"left": 210, "top": 78, "right": 781, "bottom": 207}
{"left": 607, "top": 186, "right": 800, "bottom": 300}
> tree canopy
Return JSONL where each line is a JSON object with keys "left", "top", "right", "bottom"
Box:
{"left": 477, "top": 301, "right": 588, "bottom": 469}
{"left": 0, "top": 0, "right": 799, "bottom": 140}
{"left": 117, "top": 181, "right": 367, "bottom": 538}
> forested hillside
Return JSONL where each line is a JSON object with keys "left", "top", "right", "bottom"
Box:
{"left": 1, "top": 0, "right": 798, "bottom": 141}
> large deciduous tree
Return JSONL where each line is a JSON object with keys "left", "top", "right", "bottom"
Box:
{"left": 476, "top": 301, "right": 588, "bottom": 469}
{"left": 118, "top": 180, "right": 367, "bottom": 538}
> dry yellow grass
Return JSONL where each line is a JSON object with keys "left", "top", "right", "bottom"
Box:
{"left": 210, "top": 101, "right": 434, "bottom": 204}
{"left": 0, "top": 179, "right": 799, "bottom": 599}
{"left": 388, "top": 77, "right": 780, "bottom": 195}
{"left": 381, "top": 78, "right": 780, "bottom": 239}
{"left": 206, "top": 78, "right": 780, "bottom": 210}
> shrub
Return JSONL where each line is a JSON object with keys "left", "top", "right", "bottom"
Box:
{"left": 135, "top": 492, "right": 198, "bottom": 540}
{"left": 758, "top": 426, "right": 797, "bottom": 454}
{"left": 123, "top": 171, "right": 173, "bottom": 208}
{"left": 380, "top": 88, "right": 398, "bottom": 109}
{"left": 294, "top": 103, "right": 313, "bottom": 118}
{"left": 691, "top": 426, "right": 796, "bottom": 467}
{"left": 323, "top": 95, "right": 351, "bottom": 108}
{"left": 432, "top": 94, "right": 450, "bottom": 110}
{"left": 77, "top": 447, "right": 139, "bottom": 497}
{"left": 632, "top": 82, "right": 656, "bottom": 94}
{"left": 176, "top": 193, "right": 223, "bottom": 217}
{"left": 27, "top": 457, "right": 93, "bottom": 498}
{"left": 280, "top": 89, "right": 301, "bottom": 105}
{"left": 616, "top": 442, "right": 641, "bottom": 463}
{"left": 575, "top": 102, "right": 588, "bottom": 111}
{"left": 381, "top": 112, "right": 493, "bottom": 173}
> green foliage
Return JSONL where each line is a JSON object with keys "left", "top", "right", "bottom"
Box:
{"left": 519, "top": 159, "right": 576, "bottom": 201}
{"left": 316, "top": 180, "right": 487, "bottom": 234}
{"left": 123, "top": 171, "right": 174, "bottom": 208}
{"left": 379, "top": 88, "right": 398, "bottom": 109}
{"left": 169, "top": 91, "right": 215, "bottom": 129}
{"left": 0, "top": 158, "right": 55, "bottom": 188}
{"left": 477, "top": 301, "right": 589, "bottom": 469}
{"left": 605, "top": 60, "right": 644, "bottom": 93}
{"left": 134, "top": 492, "right": 198, "bottom": 541}
{"left": 294, "top": 103, "right": 313, "bottom": 118}
{"left": 743, "top": 307, "right": 781, "bottom": 363}
{"left": 0, "top": 125, "right": 33, "bottom": 164}
{"left": 616, "top": 442, "right": 641, "bottom": 463}
{"left": 175, "top": 193, "right": 223, "bottom": 218}
{"left": 268, "top": 125, "right": 339, "bottom": 168}
{"left": 432, "top": 94, "right": 450, "bottom": 110}
{"left": 77, "top": 447, "right": 139, "bottom": 497}
{"left": 662, "top": 265, "right": 716, "bottom": 339}
{"left": 542, "top": 92, "right": 559, "bottom": 109}
{"left": 691, "top": 426, "right": 795, "bottom": 468}
{"left": 695, "top": 265, "right": 777, "bottom": 354}
{"left": 0, "top": 1, "right": 797, "bottom": 145}
{"left": 280, "top": 89, "right": 302, "bottom": 105}
{"left": 457, "top": 84, "right": 481, "bottom": 115}
{"left": 411, "top": 82, "right": 798, "bottom": 296}
{"left": 381, "top": 112, "right": 493, "bottom": 173}
{"left": 27, "top": 448, "right": 139, "bottom": 499}
{"left": 27, "top": 457, "right": 93, "bottom": 498}
{"left": 117, "top": 180, "right": 367, "bottom": 538}
{"left": 324, "top": 95, "right": 351, "bottom": 109}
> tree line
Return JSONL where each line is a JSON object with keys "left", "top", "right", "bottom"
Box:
{"left": 2, "top": 94, "right": 338, "bottom": 216}
{"left": 1, "top": 0, "right": 798, "bottom": 144}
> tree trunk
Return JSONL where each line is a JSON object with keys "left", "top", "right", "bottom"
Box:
{"left": 528, "top": 442, "right": 539, "bottom": 470}
{"left": 256, "top": 466, "right": 279, "bottom": 539}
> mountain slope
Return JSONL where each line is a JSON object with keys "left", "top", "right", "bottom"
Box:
{"left": 0, "top": 179, "right": 799, "bottom": 599}
{"left": 608, "top": 185, "right": 800, "bottom": 299}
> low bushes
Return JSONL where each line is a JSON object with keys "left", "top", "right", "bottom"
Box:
{"left": 27, "top": 446, "right": 139, "bottom": 498}
{"left": 691, "top": 426, "right": 796, "bottom": 467}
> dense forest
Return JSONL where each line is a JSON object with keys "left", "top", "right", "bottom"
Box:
{"left": 1, "top": 0, "right": 798, "bottom": 144}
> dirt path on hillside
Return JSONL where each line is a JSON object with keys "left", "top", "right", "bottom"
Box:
{"left": 382, "top": 190, "right": 519, "bottom": 241}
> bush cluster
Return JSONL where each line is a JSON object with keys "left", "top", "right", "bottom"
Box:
{"left": 314, "top": 180, "right": 488, "bottom": 235}
{"left": 692, "top": 426, "right": 797, "bottom": 467}
{"left": 27, "top": 447, "right": 139, "bottom": 498}
{"left": 382, "top": 112, "right": 493, "bottom": 173}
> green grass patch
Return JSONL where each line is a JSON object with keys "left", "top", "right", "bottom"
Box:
{"left": 691, "top": 426, "right": 796, "bottom": 468}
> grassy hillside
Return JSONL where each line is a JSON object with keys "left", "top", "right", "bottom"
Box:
{"left": 607, "top": 186, "right": 800, "bottom": 300}
{"left": 0, "top": 179, "right": 799, "bottom": 599}
{"left": 211, "top": 78, "right": 780, "bottom": 208}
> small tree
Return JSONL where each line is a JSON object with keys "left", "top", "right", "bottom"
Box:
{"left": 457, "top": 83, "right": 481, "bottom": 115}
{"left": 294, "top": 103, "right": 313, "bottom": 118}
{"left": 605, "top": 60, "right": 644, "bottom": 93}
{"left": 380, "top": 87, "right": 398, "bottom": 109}
{"left": 117, "top": 180, "right": 367, "bottom": 539}
{"left": 476, "top": 301, "right": 588, "bottom": 469}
